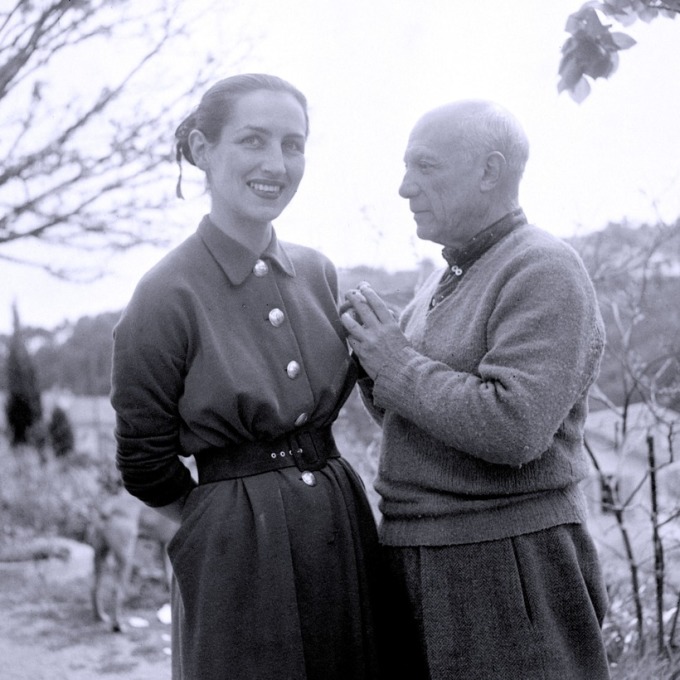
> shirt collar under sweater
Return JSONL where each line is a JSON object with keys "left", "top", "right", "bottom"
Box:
{"left": 441, "top": 208, "right": 527, "bottom": 273}
{"left": 430, "top": 209, "right": 527, "bottom": 310}
{"left": 197, "top": 215, "right": 296, "bottom": 285}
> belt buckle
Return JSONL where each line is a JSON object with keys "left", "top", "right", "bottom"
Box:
{"left": 291, "top": 431, "right": 325, "bottom": 472}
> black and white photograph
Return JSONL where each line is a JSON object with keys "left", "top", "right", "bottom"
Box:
{"left": 1, "top": 1, "right": 679, "bottom": 678}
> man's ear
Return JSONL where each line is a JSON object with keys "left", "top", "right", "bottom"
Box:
{"left": 188, "top": 129, "right": 210, "bottom": 171}
{"left": 480, "top": 151, "right": 506, "bottom": 192}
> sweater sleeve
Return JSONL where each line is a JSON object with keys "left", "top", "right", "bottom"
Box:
{"left": 372, "top": 247, "right": 604, "bottom": 466}
{"left": 111, "top": 281, "right": 197, "bottom": 507}
{"left": 356, "top": 374, "right": 386, "bottom": 425}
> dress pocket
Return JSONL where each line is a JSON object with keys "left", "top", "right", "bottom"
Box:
{"left": 166, "top": 484, "right": 219, "bottom": 565}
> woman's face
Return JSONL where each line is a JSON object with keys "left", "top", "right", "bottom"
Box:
{"left": 195, "top": 89, "right": 307, "bottom": 231}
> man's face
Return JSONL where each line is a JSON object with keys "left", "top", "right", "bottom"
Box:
{"left": 399, "top": 111, "right": 487, "bottom": 249}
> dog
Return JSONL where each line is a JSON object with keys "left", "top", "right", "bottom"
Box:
{"left": 88, "top": 491, "right": 177, "bottom": 632}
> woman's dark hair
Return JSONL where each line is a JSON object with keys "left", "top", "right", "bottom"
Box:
{"left": 174, "top": 73, "right": 309, "bottom": 198}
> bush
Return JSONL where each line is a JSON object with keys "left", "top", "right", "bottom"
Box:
{"left": 0, "top": 439, "right": 103, "bottom": 543}
{"left": 48, "top": 406, "right": 75, "bottom": 457}
{"left": 5, "top": 306, "right": 43, "bottom": 446}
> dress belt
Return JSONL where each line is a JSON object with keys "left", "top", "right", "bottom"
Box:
{"left": 195, "top": 427, "right": 339, "bottom": 484}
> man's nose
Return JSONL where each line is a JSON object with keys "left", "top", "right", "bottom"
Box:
{"left": 399, "top": 176, "right": 418, "bottom": 199}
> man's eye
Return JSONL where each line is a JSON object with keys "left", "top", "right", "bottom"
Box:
{"left": 406, "top": 159, "right": 433, "bottom": 172}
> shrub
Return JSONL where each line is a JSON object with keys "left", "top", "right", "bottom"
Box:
{"left": 0, "top": 439, "right": 102, "bottom": 542}
{"left": 5, "top": 305, "right": 43, "bottom": 446}
{"left": 48, "top": 406, "right": 75, "bottom": 457}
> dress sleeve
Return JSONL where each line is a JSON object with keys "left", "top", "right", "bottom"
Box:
{"left": 111, "top": 283, "right": 197, "bottom": 507}
{"left": 372, "top": 248, "right": 604, "bottom": 466}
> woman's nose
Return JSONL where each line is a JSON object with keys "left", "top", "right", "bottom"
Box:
{"left": 261, "top": 145, "right": 286, "bottom": 174}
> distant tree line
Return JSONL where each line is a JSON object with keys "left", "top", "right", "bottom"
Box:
{"left": 0, "top": 311, "right": 119, "bottom": 396}
{"left": 573, "top": 221, "right": 680, "bottom": 412}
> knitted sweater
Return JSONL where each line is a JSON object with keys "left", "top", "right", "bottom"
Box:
{"left": 360, "top": 221, "right": 605, "bottom": 546}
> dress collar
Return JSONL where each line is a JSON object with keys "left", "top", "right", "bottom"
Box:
{"left": 441, "top": 208, "right": 527, "bottom": 274}
{"left": 197, "top": 215, "right": 296, "bottom": 285}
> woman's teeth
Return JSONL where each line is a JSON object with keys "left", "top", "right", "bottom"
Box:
{"left": 249, "top": 182, "right": 281, "bottom": 195}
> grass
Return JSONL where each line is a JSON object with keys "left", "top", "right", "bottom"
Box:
{"left": 0, "top": 439, "right": 114, "bottom": 544}
{"left": 586, "top": 504, "right": 680, "bottom": 678}
{"left": 609, "top": 649, "right": 680, "bottom": 680}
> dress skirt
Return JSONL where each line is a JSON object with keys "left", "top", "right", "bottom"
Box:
{"left": 167, "top": 457, "right": 384, "bottom": 680}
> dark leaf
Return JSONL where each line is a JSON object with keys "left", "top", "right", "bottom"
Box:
{"left": 575, "top": 36, "right": 614, "bottom": 78}
{"left": 571, "top": 76, "right": 592, "bottom": 103}
{"left": 638, "top": 6, "right": 660, "bottom": 22}
{"left": 611, "top": 31, "right": 637, "bottom": 48}
{"left": 558, "top": 54, "right": 586, "bottom": 89}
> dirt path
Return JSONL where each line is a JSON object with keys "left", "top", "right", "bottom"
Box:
{"left": 0, "top": 539, "right": 172, "bottom": 680}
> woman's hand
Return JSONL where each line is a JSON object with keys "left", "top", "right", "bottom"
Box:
{"left": 152, "top": 495, "right": 188, "bottom": 525}
{"left": 340, "top": 282, "right": 409, "bottom": 380}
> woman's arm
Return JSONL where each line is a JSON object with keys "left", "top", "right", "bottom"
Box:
{"left": 111, "top": 281, "right": 196, "bottom": 507}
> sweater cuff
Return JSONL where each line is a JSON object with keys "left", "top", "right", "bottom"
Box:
{"left": 373, "top": 345, "right": 421, "bottom": 411}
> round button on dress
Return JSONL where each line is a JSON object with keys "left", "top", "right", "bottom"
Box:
{"left": 253, "top": 259, "right": 269, "bottom": 277}
{"left": 269, "top": 308, "right": 285, "bottom": 327}
{"left": 301, "top": 471, "right": 317, "bottom": 486}
{"left": 294, "top": 412, "right": 309, "bottom": 427}
{"left": 286, "top": 361, "right": 301, "bottom": 379}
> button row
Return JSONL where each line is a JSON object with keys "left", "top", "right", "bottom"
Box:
{"left": 252, "top": 259, "right": 308, "bottom": 435}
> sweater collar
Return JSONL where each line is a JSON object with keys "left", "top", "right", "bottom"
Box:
{"left": 198, "top": 215, "right": 296, "bottom": 285}
{"left": 441, "top": 208, "right": 527, "bottom": 274}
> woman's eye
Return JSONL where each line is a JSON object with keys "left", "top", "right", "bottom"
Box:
{"left": 283, "top": 139, "right": 304, "bottom": 153}
{"left": 242, "top": 135, "right": 263, "bottom": 147}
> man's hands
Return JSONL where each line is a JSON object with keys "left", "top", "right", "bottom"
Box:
{"left": 340, "top": 282, "right": 409, "bottom": 380}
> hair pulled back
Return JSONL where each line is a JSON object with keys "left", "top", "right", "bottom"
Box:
{"left": 174, "top": 73, "right": 309, "bottom": 198}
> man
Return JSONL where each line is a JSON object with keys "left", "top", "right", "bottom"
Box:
{"left": 341, "top": 100, "right": 610, "bottom": 679}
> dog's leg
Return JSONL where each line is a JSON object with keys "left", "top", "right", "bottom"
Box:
{"left": 110, "top": 537, "right": 137, "bottom": 633}
{"left": 91, "top": 541, "right": 111, "bottom": 625}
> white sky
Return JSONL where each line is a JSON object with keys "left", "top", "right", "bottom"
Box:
{"left": 2, "top": 0, "right": 680, "bottom": 333}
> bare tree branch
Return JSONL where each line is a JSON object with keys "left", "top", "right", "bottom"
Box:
{"left": 0, "top": 0, "right": 248, "bottom": 277}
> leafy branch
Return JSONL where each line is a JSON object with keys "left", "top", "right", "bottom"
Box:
{"left": 559, "top": 0, "right": 680, "bottom": 102}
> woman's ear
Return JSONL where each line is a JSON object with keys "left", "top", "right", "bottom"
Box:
{"left": 188, "top": 129, "right": 210, "bottom": 171}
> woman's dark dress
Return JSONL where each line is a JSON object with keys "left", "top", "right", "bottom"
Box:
{"left": 111, "top": 217, "right": 383, "bottom": 679}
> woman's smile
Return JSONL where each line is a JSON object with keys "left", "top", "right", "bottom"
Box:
{"left": 247, "top": 180, "right": 285, "bottom": 198}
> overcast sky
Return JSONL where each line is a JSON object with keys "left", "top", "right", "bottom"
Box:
{"left": 3, "top": 0, "right": 680, "bottom": 333}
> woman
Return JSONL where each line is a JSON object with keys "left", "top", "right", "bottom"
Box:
{"left": 110, "top": 74, "right": 383, "bottom": 679}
